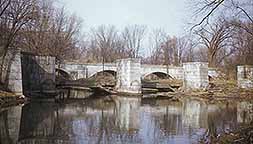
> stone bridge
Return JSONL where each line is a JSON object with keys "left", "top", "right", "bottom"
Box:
{"left": 58, "top": 62, "right": 185, "bottom": 80}
{"left": 57, "top": 59, "right": 220, "bottom": 94}
{"left": 4, "top": 51, "right": 253, "bottom": 96}
{"left": 58, "top": 61, "right": 219, "bottom": 81}
{"left": 5, "top": 51, "right": 222, "bottom": 95}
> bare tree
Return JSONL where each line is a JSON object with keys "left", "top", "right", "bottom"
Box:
{"left": 51, "top": 7, "right": 83, "bottom": 62}
{"left": 91, "top": 25, "right": 118, "bottom": 63}
{"left": 232, "top": 22, "right": 253, "bottom": 65}
{"left": 194, "top": 20, "right": 234, "bottom": 67}
{"left": 148, "top": 29, "right": 168, "bottom": 64}
{"left": 0, "top": 0, "right": 36, "bottom": 84}
{"left": 122, "top": 25, "right": 146, "bottom": 58}
{"left": 147, "top": 29, "right": 190, "bottom": 66}
{"left": 21, "top": 3, "right": 84, "bottom": 63}
{"left": 191, "top": 0, "right": 253, "bottom": 30}
{"left": 176, "top": 36, "right": 189, "bottom": 64}
{"left": 0, "top": 0, "right": 11, "bottom": 17}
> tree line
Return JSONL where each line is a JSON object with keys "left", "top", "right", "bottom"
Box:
{"left": 0, "top": 0, "right": 252, "bottom": 83}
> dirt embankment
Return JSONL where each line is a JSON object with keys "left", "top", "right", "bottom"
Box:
{"left": 200, "top": 123, "right": 253, "bottom": 144}
{"left": 181, "top": 80, "right": 253, "bottom": 101}
{"left": 142, "top": 79, "right": 253, "bottom": 101}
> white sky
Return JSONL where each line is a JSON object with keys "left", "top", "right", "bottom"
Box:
{"left": 62, "top": 0, "right": 190, "bottom": 36}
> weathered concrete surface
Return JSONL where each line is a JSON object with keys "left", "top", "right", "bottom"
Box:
{"left": 59, "top": 63, "right": 117, "bottom": 79}
{"left": 115, "top": 58, "right": 142, "bottom": 94}
{"left": 21, "top": 52, "right": 55, "bottom": 96}
{"left": 0, "top": 49, "right": 23, "bottom": 94}
{"left": 7, "top": 49, "right": 23, "bottom": 94}
{"left": 60, "top": 62, "right": 218, "bottom": 82}
{"left": 141, "top": 65, "right": 184, "bottom": 80}
{"left": 237, "top": 65, "right": 253, "bottom": 88}
{"left": 183, "top": 62, "right": 209, "bottom": 90}
{"left": 60, "top": 63, "right": 184, "bottom": 80}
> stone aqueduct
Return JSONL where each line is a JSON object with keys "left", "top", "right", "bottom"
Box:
{"left": 6, "top": 51, "right": 253, "bottom": 96}
{"left": 58, "top": 62, "right": 185, "bottom": 80}
{"left": 58, "top": 59, "right": 218, "bottom": 94}
{"left": 58, "top": 61, "right": 219, "bottom": 81}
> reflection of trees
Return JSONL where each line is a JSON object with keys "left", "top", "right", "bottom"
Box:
{"left": 237, "top": 101, "right": 253, "bottom": 123}
{"left": 0, "top": 106, "right": 22, "bottom": 144}
{"left": 207, "top": 103, "right": 238, "bottom": 137}
{"left": 152, "top": 105, "right": 183, "bottom": 137}
{"left": 14, "top": 96, "right": 252, "bottom": 144}
{"left": 0, "top": 110, "right": 11, "bottom": 144}
{"left": 199, "top": 103, "right": 239, "bottom": 143}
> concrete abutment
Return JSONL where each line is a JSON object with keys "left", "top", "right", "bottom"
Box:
{"left": 21, "top": 52, "right": 56, "bottom": 97}
{"left": 0, "top": 49, "right": 23, "bottom": 95}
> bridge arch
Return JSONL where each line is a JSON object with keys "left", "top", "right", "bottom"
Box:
{"left": 142, "top": 72, "right": 174, "bottom": 80}
{"left": 89, "top": 70, "right": 117, "bottom": 78}
{"left": 56, "top": 68, "right": 73, "bottom": 80}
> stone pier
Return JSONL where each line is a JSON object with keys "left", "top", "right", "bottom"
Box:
{"left": 237, "top": 65, "right": 253, "bottom": 88}
{"left": 0, "top": 49, "right": 23, "bottom": 95}
{"left": 183, "top": 62, "right": 209, "bottom": 90}
{"left": 7, "top": 49, "right": 23, "bottom": 95}
{"left": 115, "top": 58, "right": 142, "bottom": 94}
{"left": 21, "top": 52, "right": 56, "bottom": 97}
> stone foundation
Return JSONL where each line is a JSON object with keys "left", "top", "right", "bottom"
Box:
{"left": 183, "top": 62, "right": 209, "bottom": 90}
{"left": 21, "top": 52, "right": 55, "bottom": 96}
{"left": 0, "top": 49, "right": 23, "bottom": 95}
{"left": 237, "top": 65, "right": 253, "bottom": 88}
{"left": 115, "top": 58, "right": 141, "bottom": 94}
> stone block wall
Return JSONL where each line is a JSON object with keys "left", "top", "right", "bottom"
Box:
{"left": 183, "top": 62, "right": 209, "bottom": 90}
{"left": 21, "top": 52, "right": 55, "bottom": 96}
{"left": 237, "top": 65, "right": 253, "bottom": 88}
{"left": 0, "top": 49, "right": 23, "bottom": 94}
{"left": 208, "top": 68, "right": 219, "bottom": 78}
{"left": 116, "top": 58, "right": 141, "bottom": 94}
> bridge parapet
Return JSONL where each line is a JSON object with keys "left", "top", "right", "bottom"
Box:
{"left": 59, "top": 62, "right": 117, "bottom": 80}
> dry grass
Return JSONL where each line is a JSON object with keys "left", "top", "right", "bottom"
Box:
{"left": 0, "top": 90, "right": 16, "bottom": 97}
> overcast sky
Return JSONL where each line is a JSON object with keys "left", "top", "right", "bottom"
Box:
{"left": 62, "top": 0, "right": 190, "bottom": 36}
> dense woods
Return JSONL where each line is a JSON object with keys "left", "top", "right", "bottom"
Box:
{"left": 0, "top": 0, "right": 252, "bottom": 81}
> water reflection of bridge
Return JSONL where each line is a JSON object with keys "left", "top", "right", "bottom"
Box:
{"left": 0, "top": 98, "right": 252, "bottom": 144}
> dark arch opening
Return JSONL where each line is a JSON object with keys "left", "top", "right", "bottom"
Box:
{"left": 56, "top": 68, "right": 72, "bottom": 80}
{"left": 89, "top": 70, "right": 117, "bottom": 87}
{"left": 90, "top": 70, "right": 117, "bottom": 78}
{"left": 143, "top": 72, "right": 173, "bottom": 80}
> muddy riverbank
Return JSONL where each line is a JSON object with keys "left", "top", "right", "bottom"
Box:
{"left": 0, "top": 90, "right": 26, "bottom": 108}
{"left": 199, "top": 122, "right": 253, "bottom": 144}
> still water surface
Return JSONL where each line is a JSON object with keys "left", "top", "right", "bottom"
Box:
{"left": 0, "top": 95, "right": 252, "bottom": 144}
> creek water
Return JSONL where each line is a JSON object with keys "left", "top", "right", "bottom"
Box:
{"left": 0, "top": 92, "right": 252, "bottom": 144}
